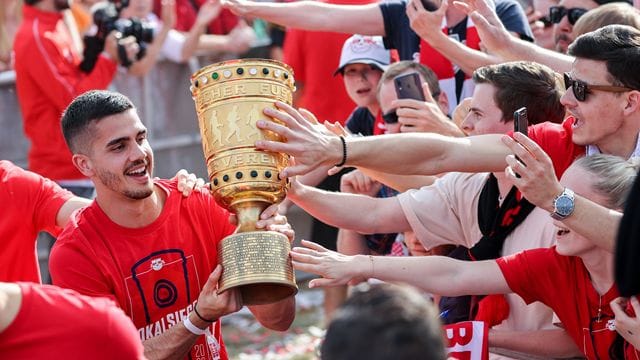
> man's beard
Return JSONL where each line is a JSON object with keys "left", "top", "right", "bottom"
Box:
{"left": 97, "top": 167, "right": 154, "bottom": 200}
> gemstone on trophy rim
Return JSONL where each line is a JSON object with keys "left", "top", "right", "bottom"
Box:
{"left": 235, "top": 172, "right": 243, "bottom": 179}
{"left": 236, "top": 68, "right": 244, "bottom": 75}
{"left": 265, "top": 171, "right": 272, "bottom": 178}
{"left": 274, "top": 69, "right": 282, "bottom": 78}
{"left": 283, "top": 72, "right": 289, "bottom": 79}
{"left": 223, "top": 70, "right": 232, "bottom": 78}
{"left": 249, "top": 68, "right": 258, "bottom": 75}
{"left": 212, "top": 72, "right": 219, "bottom": 80}
{"left": 250, "top": 170, "right": 258, "bottom": 178}
{"left": 194, "top": 80, "right": 199, "bottom": 88}
{"left": 223, "top": 174, "right": 230, "bottom": 182}
{"left": 213, "top": 178, "right": 219, "bottom": 186}
{"left": 199, "top": 75, "right": 208, "bottom": 85}
{"left": 262, "top": 68, "right": 269, "bottom": 75}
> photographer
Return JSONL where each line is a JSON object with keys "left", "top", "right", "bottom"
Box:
{"left": 117, "top": 0, "right": 254, "bottom": 77}
{"left": 14, "top": 0, "right": 141, "bottom": 189}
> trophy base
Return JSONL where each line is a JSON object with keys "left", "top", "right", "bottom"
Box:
{"left": 217, "top": 231, "right": 298, "bottom": 305}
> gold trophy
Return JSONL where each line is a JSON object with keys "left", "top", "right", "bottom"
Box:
{"left": 190, "top": 59, "right": 297, "bottom": 305}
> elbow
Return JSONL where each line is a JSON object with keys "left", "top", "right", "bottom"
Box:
{"left": 254, "top": 297, "right": 296, "bottom": 331}
{"left": 259, "top": 311, "right": 294, "bottom": 331}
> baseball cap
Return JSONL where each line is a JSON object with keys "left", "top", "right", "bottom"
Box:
{"left": 334, "top": 35, "right": 391, "bottom": 76}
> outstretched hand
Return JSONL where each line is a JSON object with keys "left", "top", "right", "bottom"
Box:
{"left": 291, "top": 240, "right": 369, "bottom": 288}
{"left": 502, "top": 133, "right": 563, "bottom": 211}
{"left": 453, "top": 0, "right": 511, "bottom": 55}
{"left": 257, "top": 203, "right": 295, "bottom": 242}
{"left": 406, "top": 0, "right": 448, "bottom": 41}
{"left": 255, "top": 101, "right": 342, "bottom": 178}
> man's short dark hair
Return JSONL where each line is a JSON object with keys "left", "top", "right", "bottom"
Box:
{"left": 61, "top": 90, "right": 135, "bottom": 153}
{"left": 24, "top": 0, "right": 41, "bottom": 5}
{"left": 321, "top": 283, "right": 447, "bottom": 360}
{"left": 472, "top": 61, "right": 565, "bottom": 125}
{"left": 569, "top": 25, "right": 640, "bottom": 92}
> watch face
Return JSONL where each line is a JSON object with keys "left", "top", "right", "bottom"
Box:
{"left": 555, "top": 195, "right": 574, "bottom": 216}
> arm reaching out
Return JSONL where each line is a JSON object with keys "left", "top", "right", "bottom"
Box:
{"left": 256, "top": 102, "right": 510, "bottom": 178}
{"left": 291, "top": 240, "right": 511, "bottom": 295}
{"left": 222, "top": 0, "right": 385, "bottom": 35}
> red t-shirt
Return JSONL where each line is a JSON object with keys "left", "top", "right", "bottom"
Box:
{"left": 0, "top": 161, "right": 73, "bottom": 283}
{"left": 50, "top": 179, "right": 236, "bottom": 360}
{"left": 0, "top": 282, "right": 145, "bottom": 359}
{"left": 496, "top": 247, "right": 619, "bottom": 359}
{"left": 13, "top": 6, "right": 117, "bottom": 180}
{"left": 514, "top": 116, "right": 586, "bottom": 179}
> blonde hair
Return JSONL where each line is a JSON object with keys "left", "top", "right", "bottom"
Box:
{"left": 573, "top": 3, "right": 640, "bottom": 37}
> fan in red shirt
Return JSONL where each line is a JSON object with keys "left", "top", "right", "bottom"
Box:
{"left": 290, "top": 153, "right": 639, "bottom": 359}
{"left": 49, "top": 90, "right": 295, "bottom": 360}
{"left": 0, "top": 282, "right": 146, "bottom": 359}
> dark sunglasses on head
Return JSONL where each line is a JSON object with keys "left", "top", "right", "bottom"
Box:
{"left": 563, "top": 72, "right": 633, "bottom": 102}
{"left": 549, "top": 6, "right": 588, "bottom": 25}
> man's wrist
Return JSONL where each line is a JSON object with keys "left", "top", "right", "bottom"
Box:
{"left": 184, "top": 313, "right": 209, "bottom": 335}
{"left": 354, "top": 254, "right": 372, "bottom": 279}
{"left": 331, "top": 136, "right": 347, "bottom": 166}
{"left": 188, "top": 311, "right": 212, "bottom": 330}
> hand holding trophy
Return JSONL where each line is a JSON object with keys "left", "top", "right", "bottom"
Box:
{"left": 190, "top": 59, "right": 297, "bottom": 305}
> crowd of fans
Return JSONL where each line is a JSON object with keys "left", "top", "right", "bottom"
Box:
{"left": 3, "top": 0, "right": 640, "bottom": 358}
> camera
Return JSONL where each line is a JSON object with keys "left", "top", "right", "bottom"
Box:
{"left": 79, "top": 0, "right": 155, "bottom": 73}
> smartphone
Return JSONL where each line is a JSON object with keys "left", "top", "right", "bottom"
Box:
{"left": 394, "top": 72, "right": 425, "bottom": 101}
{"left": 513, "top": 107, "right": 528, "bottom": 178}
{"left": 514, "top": 107, "right": 528, "bottom": 137}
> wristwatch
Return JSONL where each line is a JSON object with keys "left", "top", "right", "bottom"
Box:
{"left": 551, "top": 187, "right": 575, "bottom": 220}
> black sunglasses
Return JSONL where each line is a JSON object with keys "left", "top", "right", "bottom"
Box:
{"left": 563, "top": 72, "right": 633, "bottom": 102}
{"left": 549, "top": 6, "right": 588, "bottom": 25}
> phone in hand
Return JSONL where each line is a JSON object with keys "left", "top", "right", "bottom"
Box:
{"left": 514, "top": 107, "right": 529, "bottom": 137}
{"left": 513, "top": 107, "right": 528, "bottom": 178}
{"left": 394, "top": 72, "right": 425, "bottom": 101}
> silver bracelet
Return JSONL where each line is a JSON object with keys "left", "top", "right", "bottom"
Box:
{"left": 183, "top": 315, "right": 207, "bottom": 336}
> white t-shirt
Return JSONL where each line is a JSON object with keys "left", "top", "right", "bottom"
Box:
{"left": 397, "top": 172, "right": 557, "bottom": 335}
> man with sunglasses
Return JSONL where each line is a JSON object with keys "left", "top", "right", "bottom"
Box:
{"left": 256, "top": 24, "right": 640, "bottom": 267}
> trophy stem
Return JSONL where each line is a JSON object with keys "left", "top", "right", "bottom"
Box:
{"left": 233, "top": 201, "right": 268, "bottom": 233}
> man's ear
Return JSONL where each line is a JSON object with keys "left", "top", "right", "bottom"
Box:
{"left": 624, "top": 90, "right": 640, "bottom": 115}
{"left": 72, "top": 154, "right": 94, "bottom": 177}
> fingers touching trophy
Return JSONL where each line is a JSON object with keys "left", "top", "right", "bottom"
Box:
{"left": 190, "top": 59, "right": 297, "bottom": 305}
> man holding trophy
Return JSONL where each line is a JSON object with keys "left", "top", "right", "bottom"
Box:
{"left": 49, "top": 82, "right": 296, "bottom": 359}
